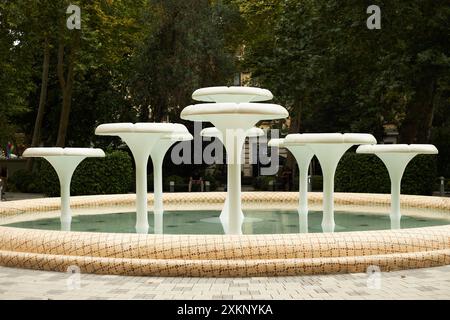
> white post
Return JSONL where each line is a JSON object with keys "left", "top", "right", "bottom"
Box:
{"left": 134, "top": 152, "right": 149, "bottom": 234}
{"left": 44, "top": 156, "right": 84, "bottom": 231}
{"left": 119, "top": 133, "right": 158, "bottom": 234}
{"left": 377, "top": 153, "right": 415, "bottom": 230}
{"left": 154, "top": 210, "right": 163, "bottom": 234}
{"left": 288, "top": 147, "right": 314, "bottom": 231}
{"left": 217, "top": 127, "right": 248, "bottom": 235}
{"left": 152, "top": 155, "right": 164, "bottom": 216}
{"left": 309, "top": 144, "right": 352, "bottom": 233}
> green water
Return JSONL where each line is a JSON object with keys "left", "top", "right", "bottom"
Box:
{"left": 3, "top": 210, "right": 449, "bottom": 234}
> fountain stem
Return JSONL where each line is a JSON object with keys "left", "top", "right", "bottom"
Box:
{"left": 377, "top": 153, "right": 414, "bottom": 230}
{"left": 312, "top": 144, "right": 352, "bottom": 233}
{"left": 152, "top": 153, "right": 164, "bottom": 215}
{"left": 45, "top": 156, "right": 84, "bottom": 231}
{"left": 289, "top": 148, "right": 314, "bottom": 233}
{"left": 221, "top": 129, "right": 247, "bottom": 235}
{"left": 120, "top": 134, "right": 156, "bottom": 234}
{"left": 133, "top": 153, "right": 150, "bottom": 234}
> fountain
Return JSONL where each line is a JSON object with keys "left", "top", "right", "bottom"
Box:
{"left": 284, "top": 133, "right": 377, "bottom": 232}
{"left": 95, "top": 123, "right": 190, "bottom": 234}
{"left": 181, "top": 86, "right": 288, "bottom": 234}
{"left": 268, "top": 138, "right": 314, "bottom": 233}
{"left": 200, "top": 126, "right": 263, "bottom": 232}
{"left": 22, "top": 147, "right": 105, "bottom": 230}
{"left": 2, "top": 86, "right": 446, "bottom": 278}
{"left": 356, "top": 144, "right": 438, "bottom": 229}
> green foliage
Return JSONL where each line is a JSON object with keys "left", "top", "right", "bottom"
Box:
{"left": 129, "top": 0, "right": 238, "bottom": 122}
{"left": 293, "top": 175, "right": 323, "bottom": 192}
{"left": 252, "top": 175, "right": 276, "bottom": 191}
{"left": 430, "top": 120, "right": 450, "bottom": 178}
{"left": 237, "top": 0, "right": 450, "bottom": 143}
{"left": 335, "top": 153, "right": 437, "bottom": 195}
{"left": 38, "top": 151, "right": 132, "bottom": 196}
{"left": 202, "top": 174, "right": 218, "bottom": 191}
{"left": 9, "top": 169, "right": 42, "bottom": 193}
{"left": 164, "top": 175, "right": 187, "bottom": 192}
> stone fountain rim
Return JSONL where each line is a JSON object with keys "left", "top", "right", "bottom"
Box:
{"left": 0, "top": 192, "right": 449, "bottom": 276}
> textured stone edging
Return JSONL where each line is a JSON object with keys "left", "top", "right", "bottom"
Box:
{"left": 0, "top": 249, "right": 448, "bottom": 277}
{"left": 0, "top": 226, "right": 448, "bottom": 260}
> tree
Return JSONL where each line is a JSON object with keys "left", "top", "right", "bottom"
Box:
{"left": 129, "top": 0, "right": 238, "bottom": 122}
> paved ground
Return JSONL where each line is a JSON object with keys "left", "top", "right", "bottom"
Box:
{"left": 0, "top": 265, "right": 448, "bottom": 300}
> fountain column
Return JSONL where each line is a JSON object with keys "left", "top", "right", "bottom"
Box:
{"left": 150, "top": 132, "right": 193, "bottom": 228}
{"left": 269, "top": 138, "right": 314, "bottom": 233}
{"left": 201, "top": 127, "right": 263, "bottom": 230}
{"left": 182, "top": 86, "right": 288, "bottom": 235}
{"left": 357, "top": 144, "right": 438, "bottom": 229}
{"left": 22, "top": 147, "right": 105, "bottom": 231}
{"left": 95, "top": 123, "right": 190, "bottom": 234}
{"left": 285, "top": 133, "right": 377, "bottom": 233}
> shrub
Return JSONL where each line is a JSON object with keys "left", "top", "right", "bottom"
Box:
{"left": 253, "top": 175, "right": 276, "bottom": 191}
{"left": 335, "top": 152, "right": 437, "bottom": 195}
{"left": 293, "top": 174, "right": 323, "bottom": 191}
{"left": 164, "top": 174, "right": 187, "bottom": 191}
{"left": 9, "top": 169, "right": 42, "bottom": 193}
{"left": 38, "top": 150, "right": 133, "bottom": 196}
{"left": 202, "top": 174, "right": 218, "bottom": 191}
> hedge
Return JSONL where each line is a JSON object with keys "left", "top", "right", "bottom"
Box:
{"left": 8, "top": 169, "right": 42, "bottom": 193}
{"left": 335, "top": 153, "right": 437, "bottom": 195}
{"left": 37, "top": 150, "right": 133, "bottom": 196}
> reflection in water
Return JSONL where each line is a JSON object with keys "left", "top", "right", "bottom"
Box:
{"left": 154, "top": 212, "right": 163, "bottom": 234}
{"left": 59, "top": 211, "right": 405, "bottom": 234}
{"left": 60, "top": 220, "right": 71, "bottom": 231}
{"left": 13, "top": 209, "right": 448, "bottom": 235}
{"left": 298, "top": 213, "right": 308, "bottom": 233}
{"left": 390, "top": 216, "right": 401, "bottom": 230}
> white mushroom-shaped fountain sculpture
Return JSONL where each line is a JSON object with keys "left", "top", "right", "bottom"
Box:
{"left": 182, "top": 86, "right": 288, "bottom": 235}
{"left": 151, "top": 132, "right": 193, "bottom": 234}
{"left": 95, "top": 123, "right": 190, "bottom": 234}
{"left": 284, "top": 133, "right": 377, "bottom": 232}
{"left": 22, "top": 147, "right": 105, "bottom": 230}
{"left": 201, "top": 126, "right": 264, "bottom": 232}
{"left": 356, "top": 144, "right": 438, "bottom": 229}
{"left": 268, "top": 137, "right": 314, "bottom": 233}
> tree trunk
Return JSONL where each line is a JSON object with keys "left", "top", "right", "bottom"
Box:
{"left": 56, "top": 32, "right": 79, "bottom": 147}
{"left": 26, "top": 37, "right": 50, "bottom": 171}
{"left": 283, "top": 100, "right": 302, "bottom": 190}
{"left": 399, "top": 76, "right": 437, "bottom": 144}
{"left": 284, "top": 101, "right": 302, "bottom": 173}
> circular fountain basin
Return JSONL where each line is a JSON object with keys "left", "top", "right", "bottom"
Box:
{"left": 0, "top": 192, "right": 449, "bottom": 277}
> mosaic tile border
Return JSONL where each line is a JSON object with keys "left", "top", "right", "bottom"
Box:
{"left": 0, "top": 192, "right": 449, "bottom": 276}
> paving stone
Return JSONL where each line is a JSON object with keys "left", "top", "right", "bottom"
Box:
{"left": 0, "top": 265, "right": 449, "bottom": 300}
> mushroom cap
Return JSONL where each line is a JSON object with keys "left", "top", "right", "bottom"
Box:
{"left": 181, "top": 103, "right": 288, "bottom": 121}
{"left": 95, "top": 123, "right": 188, "bottom": 136}
{"left": 268, "top": 138, "right": 285, "bottom": 148}
{"left": 192, "top": 86, "right": 273, "bottom": 103}
{"left": 285, "top": 133, "right": 377, "bottom": 145}
{"left": 22, "top": 147, "right": 105, "bottom": 158}
{"left": 356, "top": 144, "right": 438, "bottom": 154}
